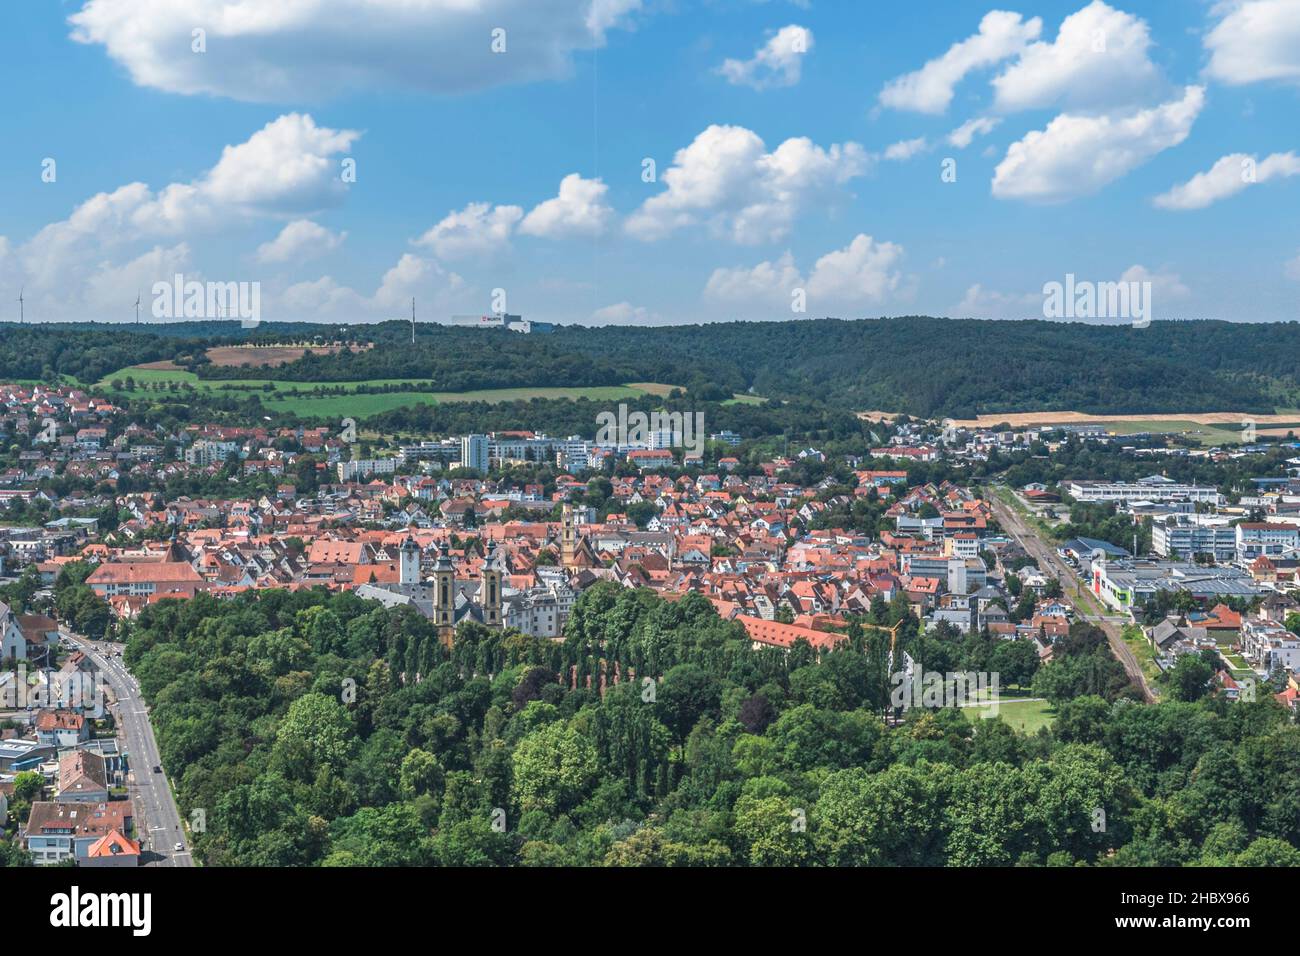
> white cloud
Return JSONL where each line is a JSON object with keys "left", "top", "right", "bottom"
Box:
{"left": 704, "top": 252, "right": 803, "bottom": 304}
{"left": 10, "top": 113, "right": 358, "bottom": 317}
{"left": 1153, "top": 151, "right": 1300, "bottom": 210}
{"left": 626, "top": 124, "right": 869, "bottom": 244}
{"left": 590, "top": 301, "right": 660, "bottom": 324}
{"left": 1205, "top": 0, "right": 1300, "bottom": 86}
{"left": 519, "top": 174, "right": 614, "bottom": 239}
{"left": 1120, "top": 263, "right": 1190, "bottom": 301}
{"left": 23, "top": 113, "right": 356, "bottom": 274}
{"left": 878, "top": 11, "right": 1041, "bottom": 114}
{"left": 954, "top": 283, "right": 1040, "bottom": 318}
{"left": 256, "top": 219, "right": 346, "bottom": 263}
{"left": 991, "top": 85, "right": 1204, "bottom": 203}
{"left": 884, "top": 137, "right": 930, "bottom": 161}
{"left": 703, "top": 235, "right": 904, "bottom": 310}
{"left": 947, "top": 117, "right": 1001, "bottom": 149}
{"left": 806, "top": 234, "right": 905, "bottom": 301}
{"left": 1286, "top": 251, "right": 1300, "bottom": 281}
{"left": 277, "top": 252, "right": 465, "bottom": 321}
{"left": 717, "top": 24, "right": 813, "bottom": 90}
{"left": 414, "top": 202, "right": 524, "bottom": 260}
{"left": 68, "top": 0, "right": 644, "bottom": 102}
{"left": 991, "top": 1, "right": 1162, "bottom": 113}
{"left": 202, "top": 114, "right": 359, "bottom": 211}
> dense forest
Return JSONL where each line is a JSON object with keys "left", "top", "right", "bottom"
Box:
{"left": 91, "top": 583, "right": 1300, "bottom": 867}
{"left": 4, "top": 317, "right": 1300, "bottom": 418}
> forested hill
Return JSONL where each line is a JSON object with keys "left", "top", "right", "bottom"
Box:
{"left": 3, "top": 317, "right": 1298, "bottom": 418}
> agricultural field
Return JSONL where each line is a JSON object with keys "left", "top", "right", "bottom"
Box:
{"left": 94, "top": 366, "right": 673, "bottom": 418}
{"left": 946, "top": 408, "right": 1300, "bottom": 446}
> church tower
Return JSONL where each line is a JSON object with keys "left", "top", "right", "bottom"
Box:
{"left": 399, "top": 535, "right": 421, "bottom": 586}
{"left": 432, "top": 541, "right": 456, "bottom": 645}
{"left": 481, "top": 540, "right": 503, "bottom": 628}
{"left": 561, "top": 502, "right": 578, "bottom": 568}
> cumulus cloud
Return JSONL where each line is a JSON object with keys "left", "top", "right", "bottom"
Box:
{"left": 883, "top": 137, "right": 930, "bottom": 161}
{"left": 1153, "top": 151, "right": 1300, "bottom": 210}
{"left": 590, "top": 301, "right": 660, "bottom": 324}
{"left": 991, "top": 85, "right": 1204, "bottom": 203}
{"left": 1120, "top": 263, "right": 1190, "bottom": 301}
{"left": 414, "top": 202, "right": 524, "bottom": 260}
{"left": 991, "top": 1, "right": 1162, "bottom": 112}
{"left": 519, "top": 174, "right": 614, "bottom": 239}
{"left": 277, "top": 252, "right": 465, "bottom": 320}
{"left": 805, "top": 234, "right": 905, "bottom": 301}
{"left": 1205, "top": 0, "right": 1300, "bottom": 86}
{"left": 68, "top": 0, "right": 644, "bottom": 102}
{"left": 11, "top": 113, "right": 358, "bottom": 317}
{"left": 703, "top": 235, "right": 904, "bottom": 311}
{"left": 704, "top": 252, "right": 803, "bottom": 304}
{"left": 717, "top": 24, "right": 813, "bottom": 90}
{"left": 626, "top": 124, "right": 869, "bottom": 244}
{"left": 947, "top": 117, "right": 1001, "bottom": 149}
{"left": 256, "top": 219, "right": 346, "bottom": 263}
{"left": 878, "top": 10, "right": 1041, "bottom": 114}
{"left": 954, "top": 283, "right": 1040, "bottom": 318}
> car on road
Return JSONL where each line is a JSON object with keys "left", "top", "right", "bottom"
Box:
{"left": 174, "top": 842, "right": 184, "bottom": 852}
{"left": 153, "top": 765, "right": 162, "bottom": 773}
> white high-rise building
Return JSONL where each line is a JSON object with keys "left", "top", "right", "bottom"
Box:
{"left": 460, "top": 434, "right": 489, "bottom": 474}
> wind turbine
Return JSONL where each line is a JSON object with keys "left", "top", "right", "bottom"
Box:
{"left": 17, "top": 287, "right": 23, "bottom": 324}
{"left": 411, "top": 297, "right": 416, "bottom": 345}
{"left": 134, "top": 291, "right": 141, "bottom": 325}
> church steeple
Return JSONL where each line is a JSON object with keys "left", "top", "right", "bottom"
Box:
{"left": 399, "top": 535, "right": 420, "bottom": 586}
{"left": 561, "top": 502, "right": 577, "bottom": 568}
{"left": 432, "top": 540, "right": 456, "bottom": 645}
{"left": 481, "top": 540, "right": 503, "bottom": 628}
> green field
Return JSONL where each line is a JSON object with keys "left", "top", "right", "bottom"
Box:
{"left": 724, "top": 393, "right": 767, "bottom": 406}
{"left": 95, "top": 367, "right": 673, "bottom": 418}
{"left": 963, "top": 697, "right": 1056, "bottom": 735}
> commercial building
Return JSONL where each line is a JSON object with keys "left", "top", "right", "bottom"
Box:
{"left": 1067, "top": 475, "right": 1222, "bottom": 505}
{"left": 1235, "top": 522, "right": 1300, "bottom": 563}
{"left": 1091, "top": 557, "right": 1264, "bottom": 612}
{"left": 1151, "top": 515, "right": 1237, "bottom": 562}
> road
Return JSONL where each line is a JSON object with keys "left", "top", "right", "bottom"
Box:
{"left": 62, "top": 630, "right": 193, "bottom": 867}
{"left": 989, "top": 490, "right": 1155, "bottom": 702}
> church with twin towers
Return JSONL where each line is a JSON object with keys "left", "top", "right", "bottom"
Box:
{"left": 358, "top": 503, "right": 592, "bottom": 645}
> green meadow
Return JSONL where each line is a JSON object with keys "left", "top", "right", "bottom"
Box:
{"left": 93, "top": 366, "right": 674, "bottom": 418}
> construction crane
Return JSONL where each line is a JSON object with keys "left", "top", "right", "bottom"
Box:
{"left": 861, "top": 618, "right": 907, "bottom": 665}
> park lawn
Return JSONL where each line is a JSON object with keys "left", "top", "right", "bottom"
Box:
{"left": 963, "top": 697, "right": 1057, "bottom": 735}
{"left": 724, "top": 393, "right": 767, "bottom": 405}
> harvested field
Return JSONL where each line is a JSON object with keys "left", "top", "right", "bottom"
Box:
{"left": 204, "top": 343, "right": 370, "bottom": 368}
{"left": 946, "top": 409, "right": 1300, "bottom": 428}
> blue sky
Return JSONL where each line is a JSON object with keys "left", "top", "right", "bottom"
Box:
{"left": 2, "top": 0, "right": 1298, "bottom": 325}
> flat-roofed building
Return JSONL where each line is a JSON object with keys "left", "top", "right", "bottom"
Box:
{"left": 1067, "top": 475, "right": 1222, "bottom": 505}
